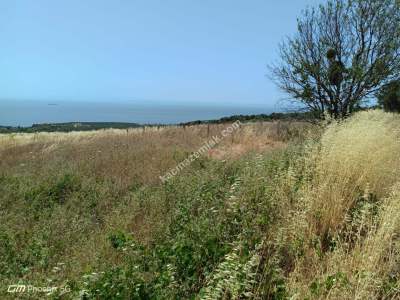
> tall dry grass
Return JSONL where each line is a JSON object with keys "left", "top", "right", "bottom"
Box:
{"left": 283, "top": 110, "right": 400, "bottom": 299}
{"left": 0, "top": 121, "right": 308, "bottom": 189}
{"left": 311, "top": 112, "right": 400, "bottom": 236}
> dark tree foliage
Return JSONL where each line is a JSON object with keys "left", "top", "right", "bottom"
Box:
{"left": 0, "top": 122, "right": 141, "bottom": 133}
{"left": 378, "top": 80, "right": 400, "bottom": 112}
{"left": 271, "top": 0, "right": 400, "bottom": 118}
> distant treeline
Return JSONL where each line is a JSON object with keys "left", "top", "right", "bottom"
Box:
{"left": 0, "top": 122, "right": 141, "bottom": 133}
{"left": 0, "top": 111, "right": 321, "bottom": 133}
{"left": 178, "top": 111, "right": 318, "bottom": 126}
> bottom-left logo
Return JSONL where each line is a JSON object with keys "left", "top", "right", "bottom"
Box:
{"left": 7, "top": 284, "right": 70, "bottom": 294}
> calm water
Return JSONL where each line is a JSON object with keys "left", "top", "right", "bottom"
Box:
{"left": 0, "top": 100, "right": 273, "bottom": 127}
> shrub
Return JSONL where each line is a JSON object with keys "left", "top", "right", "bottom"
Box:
{"left": 378, "top": 80, "right": 400, "bottom": 113}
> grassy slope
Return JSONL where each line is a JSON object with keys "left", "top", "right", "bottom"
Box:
{"left": 1, "top": 111, "right": 400, "bottom": 299}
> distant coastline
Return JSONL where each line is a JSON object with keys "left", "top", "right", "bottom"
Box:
{"left": 0, "top": 100, "right": 275, "bottom": 127}
{"left": 0, "top": 111, "right": 316, "bottom": 133}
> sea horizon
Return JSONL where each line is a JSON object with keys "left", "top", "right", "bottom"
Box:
{"left": 0, "top": 99, "right": 277, "bottom": 127}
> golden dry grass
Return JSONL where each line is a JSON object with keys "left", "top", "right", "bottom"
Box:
{"left": 282, "top": 110, "right": 400, "bottom": 299}
{"left": 0, "top": 121, "right": 308, "bottom": 188}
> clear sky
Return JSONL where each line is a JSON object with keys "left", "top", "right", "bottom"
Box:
{"left": 0, "top": 0, "right": 322, "bottom": 107}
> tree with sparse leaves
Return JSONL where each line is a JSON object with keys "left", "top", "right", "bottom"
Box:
{"left": 270, "top": 0, "right": 400, "bottom": 118}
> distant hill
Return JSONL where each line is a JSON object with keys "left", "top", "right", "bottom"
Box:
{"left": 0, "top": 122, "right": 141, "bottom": 133}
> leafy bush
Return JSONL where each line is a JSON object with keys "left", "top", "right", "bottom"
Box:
{"left": 378, "top": 80, "right": 400, "bottom": 113}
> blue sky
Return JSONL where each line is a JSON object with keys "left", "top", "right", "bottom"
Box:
{"left": 0, "top": 0, "right": 322, "bottom": 107}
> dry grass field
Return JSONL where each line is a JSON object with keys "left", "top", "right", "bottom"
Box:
{"left": 0, "top": 121, "right": 306, "bottom": 188}
{"left": 1, "top": 111, "right": 400, "bottom": 299}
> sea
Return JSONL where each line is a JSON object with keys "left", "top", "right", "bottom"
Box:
{"left": 0, "top": 100, "right": 274, "bottom": 127}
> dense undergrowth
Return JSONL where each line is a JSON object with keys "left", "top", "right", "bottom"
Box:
{"left": 1, "top": 110, "right": 399, "bottom": 299}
